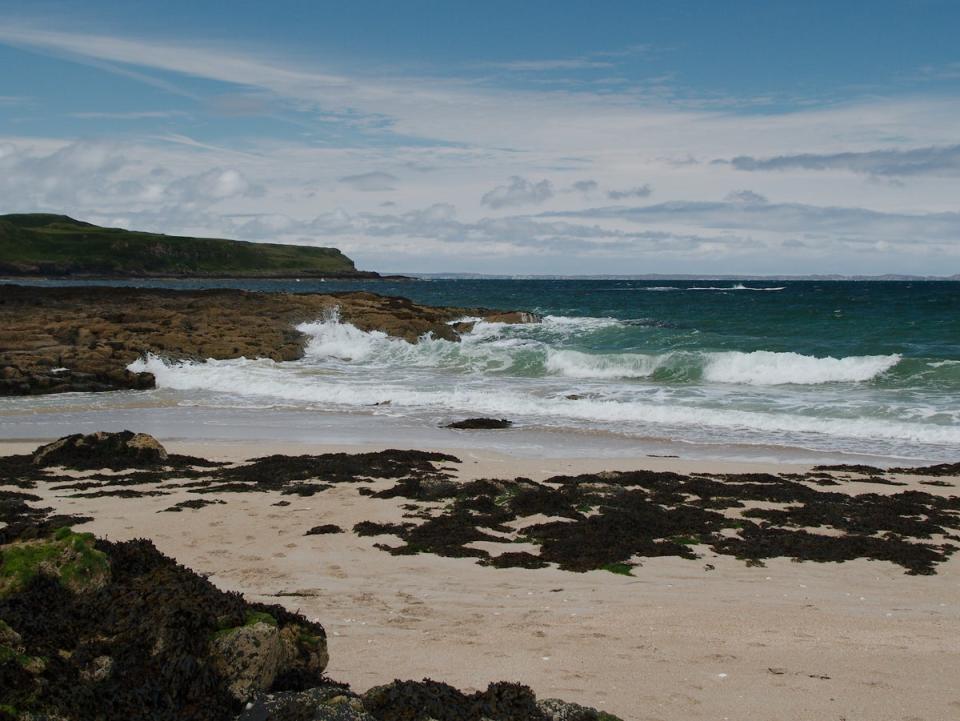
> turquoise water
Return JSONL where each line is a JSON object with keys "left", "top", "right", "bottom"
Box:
{"left": 6, "top": 279, "right": 960, "bottom": 460}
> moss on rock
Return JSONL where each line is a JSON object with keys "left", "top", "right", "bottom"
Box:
{"left": 0, "top": 528, "right": 108, "bottom": 597}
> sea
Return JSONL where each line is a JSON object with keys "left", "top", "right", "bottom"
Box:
{"left": 3, "top": 278, "right": 959, "bottom": 464}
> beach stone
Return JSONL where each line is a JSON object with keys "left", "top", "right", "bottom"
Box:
{"left": 211, "top": 622, "right": 286, "bottom": 702}
{"left": 278, "top": 622, "right": 330, "bottom": 679}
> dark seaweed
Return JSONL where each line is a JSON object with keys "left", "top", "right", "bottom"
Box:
{"left": 304, "top": 524, "right": 343, "bottom": 535}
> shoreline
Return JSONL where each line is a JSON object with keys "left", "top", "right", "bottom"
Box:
{"left": 0, "top": 404, "right": 949, "bottom": 467}
{"left": 4, "top": 436, "right": 958, "bottom": 720}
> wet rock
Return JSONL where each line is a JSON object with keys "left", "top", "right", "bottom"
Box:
{"left": 483, "top": 311, "right": 543, "bottom": 325}
{"left": 446, "top": 418, "right": 513, "bottom": 430}
{"left": 0, "top": 285, "right": 541, "bottom": 396}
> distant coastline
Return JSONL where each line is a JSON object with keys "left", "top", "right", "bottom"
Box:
{"left": 0, "top": 213, "right": 399, "bottom": 280}
{"left": 408, "top": 272, "right": 960, "bottom": 281}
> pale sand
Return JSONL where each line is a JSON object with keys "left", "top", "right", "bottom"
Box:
{"left": 4, "top": 439, "right": 959, "bottom": 721}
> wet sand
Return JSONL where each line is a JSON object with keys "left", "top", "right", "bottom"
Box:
{"left": 3, "top": 439, "right": 959, "bottom": 721}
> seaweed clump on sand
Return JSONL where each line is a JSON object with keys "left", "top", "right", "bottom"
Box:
{"left": 178, "top": 449, "right": 461, "bottom": 497}
{"left": 362, "top": 467, "right": 960, "bottom": 575}
{"left": 1, "top": 433, "right": 461, "bottom": 504}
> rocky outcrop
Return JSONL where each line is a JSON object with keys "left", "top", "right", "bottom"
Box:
{"left": 0, "top": 528, "right": 330, "bottom": 721}
{"left": 0, "top": 285, "right": 540, "bottom": 396}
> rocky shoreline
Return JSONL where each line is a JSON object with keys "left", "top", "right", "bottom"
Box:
{"left": 0, "top": 285, "right": 539, "bottom": 396}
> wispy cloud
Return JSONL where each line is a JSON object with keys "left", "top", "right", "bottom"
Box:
{"left": 544, "top": 199, "right": 960, "bottom": 247}
{"left": 607, "top": 184, "right": 652, "bottom": 200}
{"left": 717, "top": 144, "right": 960, "bottom": 177}
{"left": 69, "top": 110, "right": 189, "bottom": 120}
{"left": 338, "top": 171, "right": 398, "bottom": 191}
{"left": 480, "top": 58, "right": 615, "bottom": 71}
{"left": 481, "top": 177, "right": 553, "bottom": 209}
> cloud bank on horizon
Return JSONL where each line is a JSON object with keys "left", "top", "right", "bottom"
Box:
{"left": 0, "top": 0, "right": 959, "bottom": 275}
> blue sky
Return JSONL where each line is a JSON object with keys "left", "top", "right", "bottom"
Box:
{"left": 1, "top": 0, "right": 959, "bottom": 274}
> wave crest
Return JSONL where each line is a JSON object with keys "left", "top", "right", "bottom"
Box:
{"left": 702, "top": 351, "right": 901, "bottom": 385}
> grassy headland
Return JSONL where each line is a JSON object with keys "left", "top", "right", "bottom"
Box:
{"left": 0, "top": 213, "right": 373, "bottom": 278}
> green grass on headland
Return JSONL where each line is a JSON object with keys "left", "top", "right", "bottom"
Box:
{"left": 0, "top": 213, "right": 365, "bottom": 278}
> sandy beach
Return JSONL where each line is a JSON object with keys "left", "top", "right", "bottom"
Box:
{"left": 4, "top": 438, "right": 958, "bottom": 721}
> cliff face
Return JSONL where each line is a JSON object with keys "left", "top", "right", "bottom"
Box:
{"left": 0, "top": 214, "right": 367, "bottom": 278}
{"left": 0, "top": 285, "right": 540, "bottom": 395}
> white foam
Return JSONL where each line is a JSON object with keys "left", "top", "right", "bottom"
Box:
{"left": 544, "top": 349, "right": 665, "bottom": 379}
{"left": 703, "top": 351, "right": 901, "bottom": 386}
{"left": 689, "top": 284, "right": 785, "bottom": 291}
{"left": 128, "top": 353, "right": 960, "bottom": 447}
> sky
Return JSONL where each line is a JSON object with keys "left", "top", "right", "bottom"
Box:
{"left": 1, "top": 0, "right": 959, "bottom": 275}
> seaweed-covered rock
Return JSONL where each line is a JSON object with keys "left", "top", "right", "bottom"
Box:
{"left": 32, "top": 431, "right": 168, "bottom": 470}
{"left": 0, "top": 529, "right": 328, "bottom": 721}
{"left": 446, "top": 418, "right": 513, "bottom": 430}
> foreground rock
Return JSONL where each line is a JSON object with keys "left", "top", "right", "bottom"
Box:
{"left": 0, "top": 523, "right": 618, "bottom": 720}
{"left": 0, "top": 285, "right": 540, "bottom": 396}
{"left": 0, "top": 530, "right": 328, "bottom": 721}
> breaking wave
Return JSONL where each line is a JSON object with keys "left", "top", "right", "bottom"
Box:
{"left": 125, "top": 312, "right": 958, "bottom": 453}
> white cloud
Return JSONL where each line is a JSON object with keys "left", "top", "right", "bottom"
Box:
{"left": 481, "top": 177, "right": 554, "bottom": 209}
